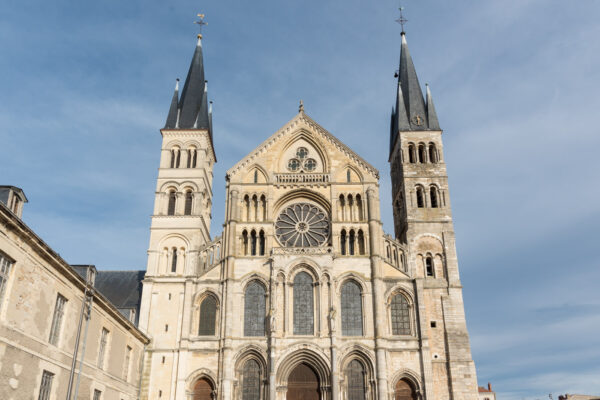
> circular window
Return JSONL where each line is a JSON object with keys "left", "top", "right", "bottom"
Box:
{"left": 275, "top": 203, "right": 329, "bottom": 247}
{"left": 288, "top": 158, "right": 301, "bottom": 171}
{"left": 304, "top": 158, "right": 317, "bottom": 171}
{"left": 296, "top": 147, "right": 309, "bottom": 159}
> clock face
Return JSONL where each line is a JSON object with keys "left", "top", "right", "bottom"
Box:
{"left": 275, "top": 203, "right": 329, "bottom": 247}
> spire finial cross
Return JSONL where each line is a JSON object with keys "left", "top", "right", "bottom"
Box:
{"left": 395, "top": 6, "right": 408, "bottom": 33}
{"left": 194, "top": 13, "right": 207, "bottom": 38}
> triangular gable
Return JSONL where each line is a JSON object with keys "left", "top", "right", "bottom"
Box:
{"left": 226, "top": 111, "right": 379, "bottom": 179}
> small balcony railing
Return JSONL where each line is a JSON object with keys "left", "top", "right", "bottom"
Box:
{"left": 274, "top": 173, "right": 330, "bottom": 185}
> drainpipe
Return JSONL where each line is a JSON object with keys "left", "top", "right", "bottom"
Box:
{"left": 73, "top": 286, "right": 94, "bottom": 399}
{"left": 66, "top": 267, "right": 95, "bottom": 400}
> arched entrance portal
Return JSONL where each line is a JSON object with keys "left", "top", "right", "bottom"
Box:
{"left": 192, "top": 377, "right": 214, "bottom": 400}
{"left": 394, "top": 378, "right": 417, "bottom": 400}
{"left": 286, "top": 363, "right": 319, "bottom": 400}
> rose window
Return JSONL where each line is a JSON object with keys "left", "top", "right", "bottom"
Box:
{"left": 304, "top": 158, "right": 316, "bottom": 171}
{"left": 275, "top": 203, "right": 329, "bottom": 247}
{"left": 288, "top": 158, "right": 301, "bottom": 171}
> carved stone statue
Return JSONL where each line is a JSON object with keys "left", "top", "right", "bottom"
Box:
{"left": 268, "top": 308, "right": 276, "bottom": 333}
{"left": 328, "top": 306, "right": 337, "bottom": 333}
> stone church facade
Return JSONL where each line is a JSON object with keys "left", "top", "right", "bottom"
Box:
{"left": 138, "top": 26, "right": 479, "bottom": 400}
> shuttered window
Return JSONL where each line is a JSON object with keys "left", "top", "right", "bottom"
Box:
{"left": 0, "top": 253, "right": 13, "bottom": 308}
{"left": 341, "top": 280, "right": 363, "bottom": 336}
{"left": 48, "top": 294, "right": 67, "bottom": 345}
{"left": 391, "top": 294, "right": 411, "bottom": 335}
{"left": 38, "top": 370, "right": 54, "bottom": 400}
{"left": 244, "top": 281, "right": 266, "bottom": 336}
{"left": 198, "top": 296, "right": 217, "bottom": 336}
{"left": 293, "top": 272, "right": 313, "bottom": 335}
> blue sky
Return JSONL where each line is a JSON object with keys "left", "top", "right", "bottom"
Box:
{"left": 1, "top": 0, "right": 599, "bottom": 398}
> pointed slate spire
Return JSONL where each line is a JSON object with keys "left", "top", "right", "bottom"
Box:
{"left": 398, "top": 32, "right": 427, "bottom": 130}
{"left": 390, "top": 82, "right": 411, "bottom": 155}
{"left": 177, "top": 35, "right": 210, "bottom": 130}
{"left": 164, "top": 79, "right": 180, "bottom": 129}
{"left": 426, "top": 84, "right": 440, "bottom": 130}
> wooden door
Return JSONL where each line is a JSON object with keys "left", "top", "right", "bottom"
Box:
{"left": 287, "top": 363, "right": 319, "bottom": 400}
{"left": 193, "top": 378, "right": 213, "bottom": 400}
{"left": 394, "top": 379, "right": 417, "bottom": 400}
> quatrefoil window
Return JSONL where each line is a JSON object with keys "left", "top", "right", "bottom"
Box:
{"left": 287, "top": 147, "right": 318, "bottom": 172}
{"left": 275, "top": 203, "right": 330, "bottom": 247}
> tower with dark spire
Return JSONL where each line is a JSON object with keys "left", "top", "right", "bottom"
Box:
{"left": 388, "top": 23, "right": 480, "bottom": 400}
{"left": 139, "top": 20, "right": 217, "bottom": 400}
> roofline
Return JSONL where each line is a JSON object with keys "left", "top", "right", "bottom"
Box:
{"left": 0, "top": 186, "right": 29, "bottom": 202}
{"left": 226, "top": 111, "right": 379, "bottom": 179}
{"left": 0, "top": 203, "right": 149, "bottom": 344}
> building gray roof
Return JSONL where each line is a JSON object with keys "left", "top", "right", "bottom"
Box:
{"left": 390, "top": 32, "right": 441, "bottom": 156}
{"left": 0, "top": 186, "right": 28, "bottom": 206}
{"left": 164, "top": 37, "right": 211, "bottom": 130}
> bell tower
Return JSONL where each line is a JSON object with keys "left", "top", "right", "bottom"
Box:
{"left": 138, "top": 22, "right": 216, "bottom": 399}
{"left": 388, "top": 28, "right": 480, "bottom": 399}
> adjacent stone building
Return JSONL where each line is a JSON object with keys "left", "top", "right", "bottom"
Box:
{"left": 0, "top": 187, "right": 149, "bottom": 400}
{"left": 138, "top": 22, "right": 480, "bottom": 400}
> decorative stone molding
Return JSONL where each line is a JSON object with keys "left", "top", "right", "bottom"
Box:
{"left": 271, "top": 247, "right": 333, "bottom": 256}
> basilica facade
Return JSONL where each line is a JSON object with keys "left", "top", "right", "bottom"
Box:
{"left": 138, "top": 26, "right": 479, "bottom": 400}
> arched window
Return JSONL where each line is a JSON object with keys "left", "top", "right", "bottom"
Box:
{"left": 416, "top": 187, "right": 425, "bottom": 208}
{"left": 184, "top": 191, "right": 193, "bottom": 215}
{"left": 425, "top": 256, "right": 434, "bottom": 277}
{"left": 253, "top": 170, "right": 258, "bottom": 184}
{"left": 390, "top": 293, "right": 411, "bottom": 335}
{"left": 243, "top": 195, "right": 250, "bottom": 221}
{"left": 186, "top": 149, "right": 192, "bottom": 168}
{"left": 293, "top": 272, "right": 314, "bottom": 335}
{"left": 430, "top": 186, "right": 439, "bottom": 208}
{"left": 242, "top": 230, "right": 249, "bottom": 255}
{"left": 348, "top": 195, "right": 354, "bottom": 221}
{"left": 340, "top": 230, "right": 347, "bottom": 256}
{"left": 346, "top": 360, "right": 366, "bottom": 400}
{"left": 408, "top": 144, "right": 416, "bottom": 163}
{"left": 356, "top": 194, "right": 363, "bottom": 220}
{"left": 242, "top": 359, "right": 261, "bottom": 400}
{"left": 198, "top": 295, "right": 217, "bottom": 336}
{"left": 191, "top": 149, "right": 197, "bottom": 168}
{"left": 250, "top": 230, "right": 257, "bottom": 256}
{"left": 244, "top": 281, "right": 266, "bottom": 336}
{"left": 386, "top": 245, "right": 391, "bottom": 260}
{"left": 339, "top": 195, "right": 346, "bottom": 221}
{"left": 393, "top": 249, "right": 398, "bottom": 266}
{"left": 341, "top": 280, "right": 363, "bottom": 336}
{"left": 418, "top": 144, "right": 427, "bottom": 163}
{"left": 357, "top": 230, "right": 365, "bottom": 255}
{"left": 349, "top": 230, "right": 355, "bottom": 255}
{"left": 260, "top": 195, "right": 267, "bottom": 221}
{"left": 252, "top": 195, "right": 258, "bottom": 222}
{"left": 428, "top": 143, "right": 438, "bottom": 163}
{"left": 170, "top": 248, "right": 178, "bottom": 273}
{"left": 170, "top": 148, "right": 180, "bottom": 168}
{"left": 347, "top": 169, "right": 351, "bottom": 183}
{"left": 259, "top": 230, "right": 265, "bottom": 256}
{"left": 167, "top": 191, "right": 177, "bottom": 215}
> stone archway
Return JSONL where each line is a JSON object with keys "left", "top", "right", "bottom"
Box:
{"left": 192, "top": 377, "right": 214, "bottom": 400}
{"left": 276, "top": 348, "right": 331, "bottom": 400}
{"left": 287, "top": 363, "right": 319, "bottom": 400}
{"left": 394, "top": 378, "right": 417, "bottom": 400}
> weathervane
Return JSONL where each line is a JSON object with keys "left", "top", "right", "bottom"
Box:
{"left": 395, "top": 6, "right": 408, "bottom": 33}
{"left": 194, "top": 13, "right": 207, "bottom": 38}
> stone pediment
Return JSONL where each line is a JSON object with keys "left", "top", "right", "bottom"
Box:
{"left": 226, "top": 111, "right": 379, "bottom": 181}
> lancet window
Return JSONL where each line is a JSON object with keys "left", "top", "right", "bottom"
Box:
{"left": 346, "top": 360, "right": 367, "bottom": 400}
{"left": 341, "top": 280, "right": 363, "bottom": 336}
{"left": 390, "top": 293, "right": 411, "bottom": 335}
{"left": 244, "top": 281, "right": 266, "bottom": 337}
{"left": 198, "top": 295, "right": 217, "bottom": 336}
{"left": 293, "top": 272, "right": 314, "bottom": 335}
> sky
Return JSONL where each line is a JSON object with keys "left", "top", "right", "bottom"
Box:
{"left": 1, "top": 0, "right": 599, "bottom": 398}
